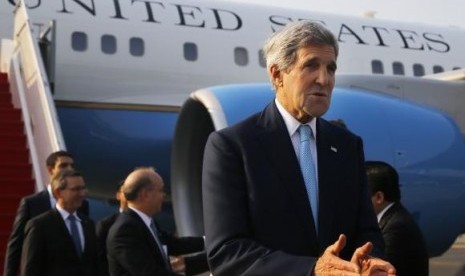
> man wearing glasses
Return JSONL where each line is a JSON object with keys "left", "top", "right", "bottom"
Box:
{"left": 20, "top": 170, "right": 97, "bottom": 276}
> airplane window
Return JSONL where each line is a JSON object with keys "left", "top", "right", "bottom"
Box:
{"left": 433, "top": 65, "right": 444, "bottom": 73}
{"left": 413, "top": 63, "right": 425, "bottom": 76}
{"left": 392, "top": 62, "right": 404, "bottom": 75}
{"left": 183, "top": 42, "right": 198, "bottom": 61}
{"left": 130, "top": 37, "right": 144, "bottom": 57}
{"left": 71, "top": 32, "right": 87, "bottom": 52}
{"left": 101, "top": 35, "right": 116, "bottom": 54}
{"left": 371, "top": 60, "right": 384, "bottom": 74}
{"left": 258, "top": 50, "right": 266, "bottom": 68}
{"left": 234, "top": 47, "right": 249, "bottom": 66}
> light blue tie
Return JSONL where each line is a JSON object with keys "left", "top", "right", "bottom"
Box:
{"left": 298, "top": 124, "right": 319, "bottom": 233}
{"left": 68, "top": 214, "right": 82, "bottom": 256}
{"left": 150, "top": 220, "right": 171, "bottom": 270}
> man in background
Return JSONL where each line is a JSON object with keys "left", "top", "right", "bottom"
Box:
{"left": 20, "top": 170, "right": 97, "bottom": 275}
{"left": 106, "top": 167, "right": 207, "bottom": 276}
{"left": 366, "top": 161, "right": 429, "bottom": 276}
{"left": 4, "top": 150, "right": 89, "bottom": 276}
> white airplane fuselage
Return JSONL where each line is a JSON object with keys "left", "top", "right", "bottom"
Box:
{"left": 2, "top": 0, "right": 465, "bottom": 257}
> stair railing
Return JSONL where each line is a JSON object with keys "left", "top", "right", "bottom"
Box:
{"left": 8, "top": 0, "right": 66, "bottom": 192}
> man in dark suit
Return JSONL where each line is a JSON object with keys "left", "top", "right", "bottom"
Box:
{"left": 98, "top": 180, "right": 208, "bottom": 276}
{"left": 107, "top": 167, "right": 206, "bottom": 276}
{"left": 20, "top": 170, "right": 97, "bottom": 276}
{"left": 202, "top": 21, "right": 395, "bottom": 276}
{"left": 96, "top": 181, "right": 125, "bottom": 276}
{"left": 366, "top": 161, "right": 429, "bottom": 276}
{"left": 4, "top": 151, "right": 89, "bottom": 276}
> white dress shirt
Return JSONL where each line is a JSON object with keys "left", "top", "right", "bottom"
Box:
{"left": 275, "top": 99, "right": 319, "bottom": 183}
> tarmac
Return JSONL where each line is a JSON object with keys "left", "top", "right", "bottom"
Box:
{"left": 430, "top": 234, "right": 465, "bottom": 276}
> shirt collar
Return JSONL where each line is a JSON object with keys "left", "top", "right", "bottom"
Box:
{"left": 275, "top": 99, "right": 317, "bottom": 138}
{"left": 129, "top": 206, "right": 153, "bottom": 228}
{"left": 56, "top": 204, "right": 81, "bottom": 222}
{"left": 377, "top": 202, "right": 395, "bottom": 223}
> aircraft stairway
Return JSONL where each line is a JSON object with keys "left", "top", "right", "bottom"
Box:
{"left": 0, "top": 72, "right": 34, "bottom": 270}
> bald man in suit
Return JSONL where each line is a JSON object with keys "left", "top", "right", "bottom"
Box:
{"left": 107, "top": 167, "right": 206, "bottom": 276}
{"left": 202, "top": 21, "right": 395, "bottom": 276}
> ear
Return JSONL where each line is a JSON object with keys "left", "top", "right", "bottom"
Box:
{"left": 269, "top": 64, "right": 283, "bottom": 88}
{"left": 373, "top": 191, "right": 385, "bottom": 205}
{"left": 116, "top": 191, "right": 122, "bottom": 201}
{"left": 47, "top": 165, "right": 54, "bottom": 176}
{"left": 52, "top": 187, "right": 61, "bottom": 199}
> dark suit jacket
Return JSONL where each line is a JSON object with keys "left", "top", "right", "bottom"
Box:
{"left": 20, "top": 209, "right": 97, "bottom": 276}
{"left": 99, "top": 211, "right": 208, "bottom": 276}
{"left": 379, "top": 202, "right": 429, "bottom": 276}
{"left": 4, "top": 190, "right": 89, "bottom": 276}
{"left": 202, "top": 102, "right": 384, "bottom": 276}
{"left": 96, "top": 212, "right": 119, "bottom": 276}
{"left": 107, "top": 209, "right": 181, "bottom": 276}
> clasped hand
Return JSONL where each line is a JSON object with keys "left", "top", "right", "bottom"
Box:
{"left": 314, "top": 234, "right": 396, "bottom": 276}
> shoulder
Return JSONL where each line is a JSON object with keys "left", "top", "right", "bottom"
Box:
{"left": 22, "top": 190, "right": 49, "bottom": 205}
{"left": 208, "top": 103, "right": 274, "bottom": 144}
{"left": 25, "top": 209, "right": 59, "bottom": 231}
{"left": 110, "top": 211, "right": 142, "bottom": 232}
{"left": 98, "top": 213, "right": 119, "bottom": 227}
{"left": 319, "top": 118, "right": 360, "bottom": 142}
{"left": 384, "top": 203, "right": 418, "bottom": 228}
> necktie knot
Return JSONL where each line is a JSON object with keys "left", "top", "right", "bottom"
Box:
{"left": 299, "top": 124, "right": 312, "bottom": 142}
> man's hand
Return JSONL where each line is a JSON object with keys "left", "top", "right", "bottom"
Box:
{"left": 170, "top": 256, "right": 186, "bottom": 273}
{"left": 351, "top": 241, "right": 396, "bottom": 276}
{"left": 360, "top": 257, "right": 396, "bottom": 276}
{"left": 314, "top": 234, "right": 360, "bottom": 275}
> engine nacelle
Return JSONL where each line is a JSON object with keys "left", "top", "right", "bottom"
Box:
{"left": 171, "top": 82, "right": 465, "bottom": 257}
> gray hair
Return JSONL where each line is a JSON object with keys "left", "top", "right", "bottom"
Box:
{"left": 51, "top": 170, "right": 82, "bottom": 190}
{"left": 123, "top": 167, "right": 157, "bottom": 201}
{"left": 263, "top": 21, "right": 339, "bottom": 73}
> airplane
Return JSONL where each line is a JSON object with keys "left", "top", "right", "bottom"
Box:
{"left": 1, "top": 0, "right": 465, "bottom": 259}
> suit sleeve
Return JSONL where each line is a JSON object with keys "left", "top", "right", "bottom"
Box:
{"left": 107, "top": 222, "right": 179, "bottom": 276}
{"left": 20, "top": 219, "right": 46, "bottom": 276}
{"left": 4, "top": 197, "right": 29, "bottom": 276}
{"left": 202, "top": 131, "right": 315, "bottom": 276}
{"left": 163, "top": 233, "right": 204, "bottom": 255}
{"left": 184, "top": 252, "right": 209, "bottom": 276}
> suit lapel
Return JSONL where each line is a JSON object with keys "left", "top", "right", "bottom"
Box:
{"left": 316, "top": 119, "right": 339, "bottom": 249}
{"left": 81, "top": 216, "right": 94, "bottom": 258}
{"left": 257, "top": 103, "right": 318, "bottom": 249}
{"left": 127, "top": 210, "right": 166, "bottom": 263}
{"left": 50, "top": 209, "right": 82, "bottom": 260}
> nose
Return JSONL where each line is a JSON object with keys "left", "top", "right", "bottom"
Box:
{"left": 315, "top": 68, "right": 330, "bottom": 86}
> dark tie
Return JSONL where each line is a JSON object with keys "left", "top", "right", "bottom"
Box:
{"left": 298, "top": 124, "right": 319, "bottom": 233}
{"left": 68, "top": 214, "right": 82, "bottom": 256}
{"left": 149, "top": 220, "right": 171, "bottom": 270}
